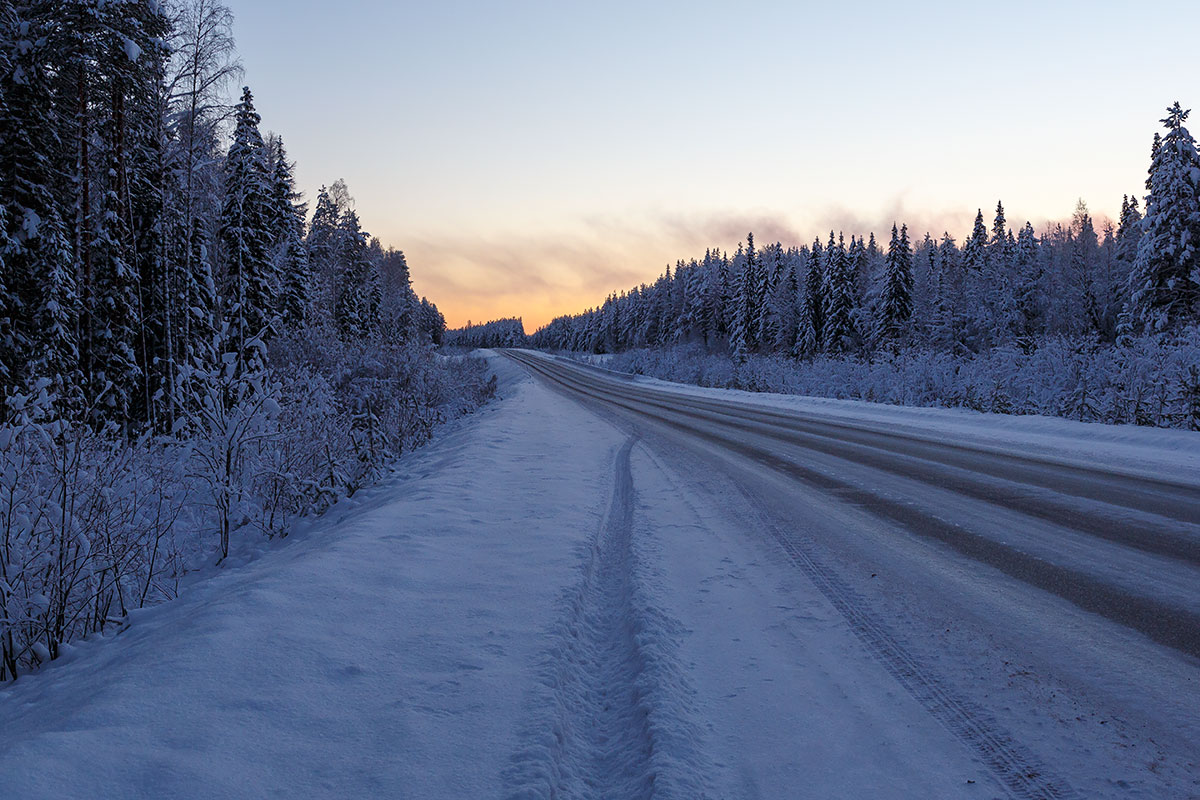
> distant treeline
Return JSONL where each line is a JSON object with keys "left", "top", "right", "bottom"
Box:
{"left": 528, "top": 103, "right": 1200, "bottom": 359}
{"left": 445, "top": 318, "right": 527, "bottom": 349}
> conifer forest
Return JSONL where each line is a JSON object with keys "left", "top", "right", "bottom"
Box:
{"left": 0, "top": 0, "right": 494, "bottom": 679}
{"left": 511, "top": 111, "right": 1200, "bottom": 430}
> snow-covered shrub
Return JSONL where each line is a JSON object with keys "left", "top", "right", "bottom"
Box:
{"left": 0, "top": 334, "right": 495, "bottom": 680}
{"left": 270, "top": 325, "right": 496, "bottom": 496}
{"left": 580, "top": 326, "right": 1200, "bottom": 430}
{"left": 0, "top": 384, "right": 194, "bottom": 680}
{"left": 179, "top": 347, "right": 283, "bottom": 562}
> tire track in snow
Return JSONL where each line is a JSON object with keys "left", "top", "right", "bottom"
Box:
{"left": 504, "top": 436, "right": 713, "bottom": 799}
{"left": 507, "top": 350, "right": 1200, "bottom": 656}
{"left": 731, "top": 480, "right": 1079, "bottom": 800}
{"left": 508, "top": 350, "right": 1079, "bottom": 800}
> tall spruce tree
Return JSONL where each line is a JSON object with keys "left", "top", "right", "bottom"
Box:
{"left": 219, "top": 86, "right": 275, "bottom": 360}
{"left": 876, "top": 223, "right": 913, "bottom": 344}
{"left": 1115, "top": 195, "right": 1140, "bottom": 266}
{"left": 963, "top": 209, "right": 989, "bottom": 273}
{"left": 989, "top": 201, "right": 1009, "bottom": 263}
{"left": 186, "top": 217, "right": 218, "bottom": 370}
{"left": 1013, "top": 221, "right": 1042, "bottom": 344}
{"left": 268, "top": 137, "right": 310, "bottom": 329}
{"left": 795, "top": 237, "right": 824, "bottom": 357}
{"left": 333, "top": 210, "right": 380, "bottom": 339}
{"left": 728, "top": 243, "right": 748, "bottom": 361}
{"left": 716, "top": 251, "right": 732, "bottom": 338}
{"left": 773, "top": 254, "right": 799, "bottom": 354}
{"left": 933, "top": 233, "right": 962, "bottom": 352}
{"left": 743, "top": 233, "right": 762, "bottom": 352}
{"left": 89, "top": 148, "right": 142, "bottom": 428}
{"left": 823, "top": 233, "right": 855, "bottom": 352}
{"left": 759, "top": 243, "right": 785, "bottom": 348}
{"left": 1131, "top": 103, "right": 1200, "bottom": 331}
{"left": 0, "top": 2, "right": 78, "bottom": 406}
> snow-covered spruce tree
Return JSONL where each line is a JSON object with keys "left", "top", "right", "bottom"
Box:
{"left": 694, "top": 251, "right": 716, "bottom": 345}
{"left": 1130, "top": 102, "right": 1200, "bottom": 332}
{"left": 1116, "top": 195, "right": 1142, "bottom": 266}
{"left": 1114, "top": 195, "right": 1143, "bottom": 344}
{"left": 989, "top": 201, "right": 1009, "bottom": 267}
{"left": 0, "top": 3, "right": 79, "bottom": 410}
{"left": 794, "top": 238, "right": 824, "bottom": 357}
{"left": 306, "top": 185, "right": 339, "bottom": 265}
{"left": 823, "top": 232, "right": 856, "bottom": 353}
{"left": 986, "top": 201, "right": 1023, "bottom": 346}
{"left": 122, "top": 5, "right": 175, "bottom": 429}
{"left": 654, "top": 264, "right": 675, "bottom": 345}
{"left": 753, "top": 240, "right": 778, "bottom": 350}
{"left": 847, "top": 235, "right": 871, "bottom": 345}
{"left": 184, "top": 217, "right": 219, "bottom": 381}
{"left": 88, "top": 142, "right": 143, "bottom": 431}
{"left": 963, "top": 209, "right": 989, "bottom": 273}
{"left": 1012, "top": 221, "right": 1043, "bottom": 346}
{"left": 220, "top": 86, "right": 276, "bottom": 363}
{"left": 1068, "top": 200, "right": 1116, "bottom": 339}
{"left": 681, "top": 260, "right": 707, "bottom": 345}
{"left": 1147, "top": 131, "right": 1161, "bottom": 191}
{"left": 418, "top": 297, "right": 445, "bottom": 345}
{"left": 267, "top": 137, "right": 311, "bottom": 330}
{"left": 957, "top": 208, "right": 991, "bottom": 351}
{"left": 876, "top": 224, "right": 913, "bottom": 346}
{"left": 674, "top": 264, "right": 692, "bottom": 342}
{"left": 305, "top": 180, "right": 354, "bottom": 316}
{"left": 910, "top": 232, "right": 938, "bottom": 343}
{"left": 729, "top": 240, "right": 750, "bottom": 361}
{"left": 742, "top": 234, "right": 764, "bottom": 353}
{"left": 639, "top": 269, "right": 665, "bottom": 347}
{"left": 772, "top": 252, "right": 800, "bottom": 354}
{"left": 862, "top": 231, "right": 882, "bottom": 306}
{"left": 378, "top": 247, "right": 418, "bottom": 340}
{"left": 929, "top": 233, "right": 962, "bottom": 352}
{"left": 334, "top": 210, "right": 381, "bottom": 339}
{"left": 715, "top": 250, "right": 732, "bottom": 341}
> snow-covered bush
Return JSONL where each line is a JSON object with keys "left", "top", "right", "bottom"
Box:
{"left": 583, "top": 327, "right": 1200, "bottom": 430}
{"left": 0, "top": 337, "right": 495, "bottom": 680}
{"left": 0, "top": 384, "right": 194, "bottom": 679}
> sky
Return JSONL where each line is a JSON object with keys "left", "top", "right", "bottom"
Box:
{"left": 227, "top": 0, "right": 1200, "bottom": 332}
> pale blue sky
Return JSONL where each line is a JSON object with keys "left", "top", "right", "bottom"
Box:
{"left": 228, "top": 0, "right": 1200, "bottom": 328}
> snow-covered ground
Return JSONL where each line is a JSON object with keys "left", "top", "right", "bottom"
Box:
{"left": 1, "top": 351, "right": 1196, "bottom": 798}
{"left": 0, "top": 356, "right": 621, "bottom": 797}
{"left": 552, "top": 351, "right": 1200, "bottom": 483}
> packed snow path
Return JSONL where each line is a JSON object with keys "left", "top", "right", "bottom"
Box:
{"left": 0, "top": 352, "right": 1197, "bottom": 798}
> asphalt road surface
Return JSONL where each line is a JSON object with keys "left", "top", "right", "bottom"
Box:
{"left": 504, "top": 348, "right": 1200, "bottom": 799}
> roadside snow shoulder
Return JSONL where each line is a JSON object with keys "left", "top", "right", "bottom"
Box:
{"left": 531, "top": 350, "right": 1200, "bottom": 485}
{"left": 0, "top": 353, "right": 624, "bottom": 799}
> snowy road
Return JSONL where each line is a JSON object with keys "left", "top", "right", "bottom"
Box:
{"left": 505, "top": 350, "right": 1200, "bottom": 658}
{"left": 1, "top": 350, "right": 1197, "bottom": 798}
{"left": 504, "top": 349, "right": 1200, "bottom": 799}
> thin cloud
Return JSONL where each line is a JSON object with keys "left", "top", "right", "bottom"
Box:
{"left": 392, "top": 196, "right": 1108, "bottom": 330}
